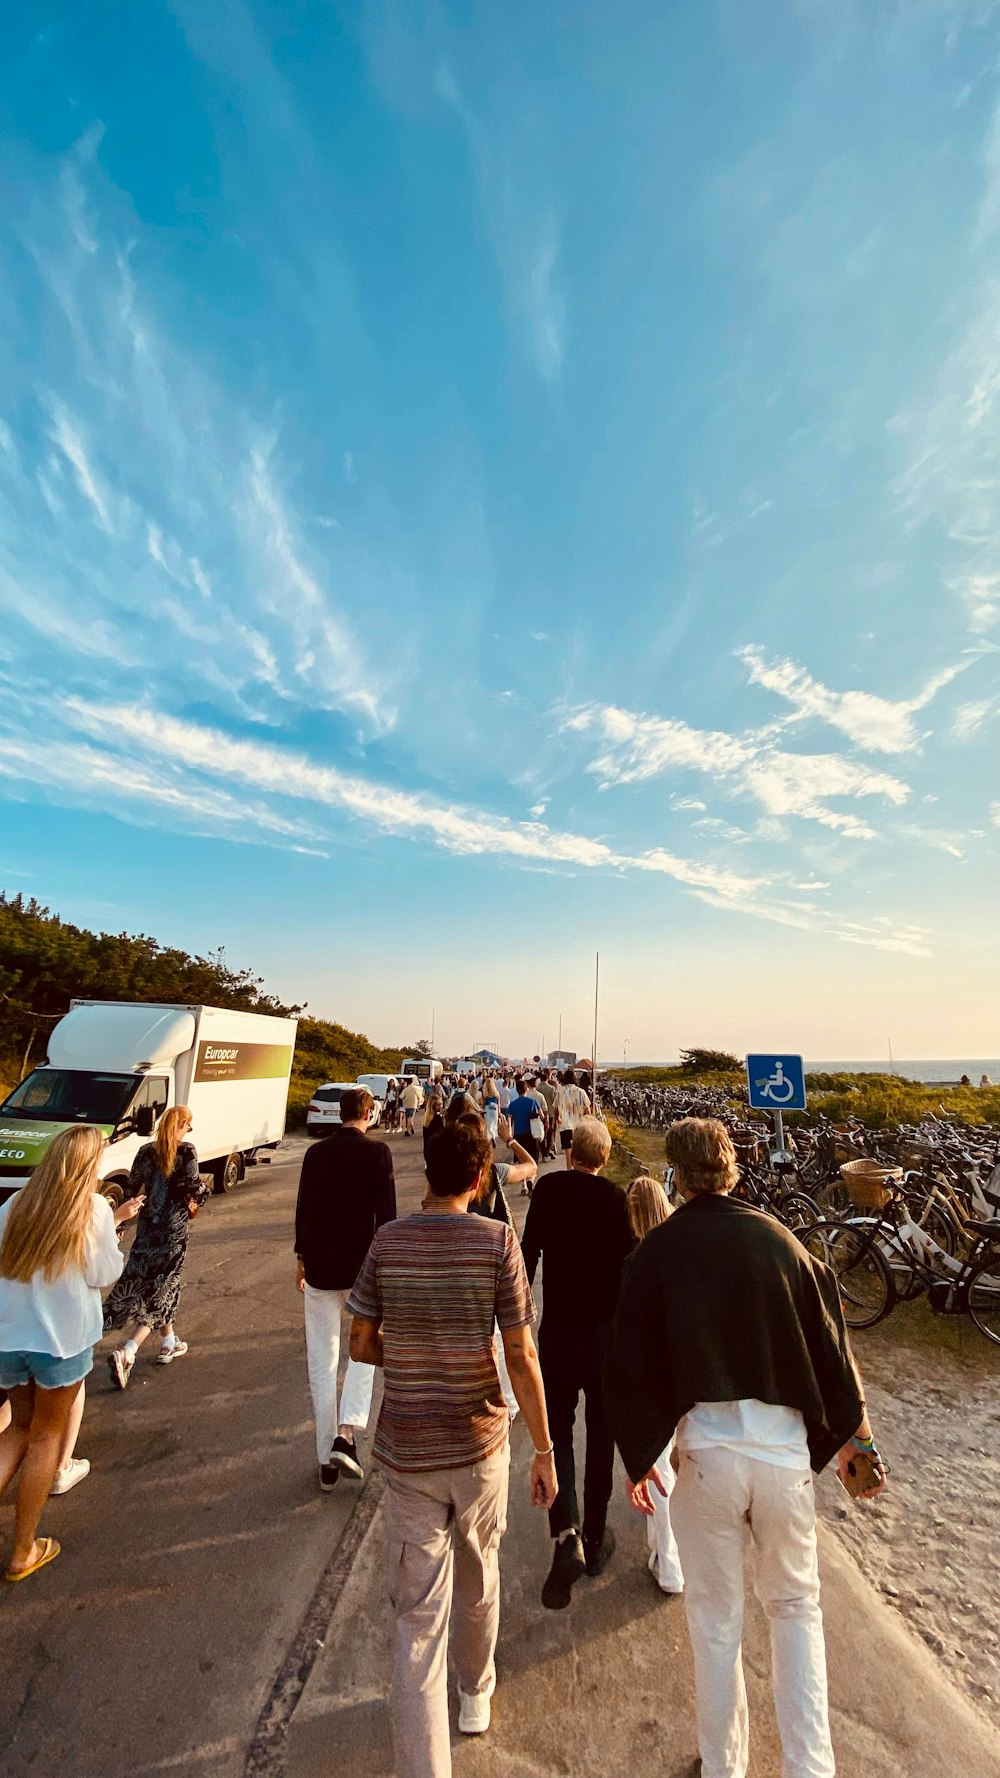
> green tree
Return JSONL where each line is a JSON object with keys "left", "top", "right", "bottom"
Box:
{"left": 679, "top": 1046, "right": 742, "bottom": 1074}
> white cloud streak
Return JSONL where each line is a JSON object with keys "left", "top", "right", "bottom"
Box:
{"left": 565, "top": 703, "right": 911, "bottom": 839}
{"left": 737, "top": 645, "right": 967, "bottom": 753}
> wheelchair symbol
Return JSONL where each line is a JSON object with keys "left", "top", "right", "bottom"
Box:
{"left": 755, "top": 1061, "right": 795, "bottom": 1105}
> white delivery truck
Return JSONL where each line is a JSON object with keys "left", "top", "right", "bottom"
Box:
{"left": 0, "top": 1000, "right": 298, "bottom": 1208}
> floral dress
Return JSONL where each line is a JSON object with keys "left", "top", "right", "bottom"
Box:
{"left": 103, "top": 1142, "right": 209, "bottom": 1331}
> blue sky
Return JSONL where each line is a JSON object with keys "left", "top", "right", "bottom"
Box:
{"left": 2, "top": 1, "right": 999, "bottom": 1060}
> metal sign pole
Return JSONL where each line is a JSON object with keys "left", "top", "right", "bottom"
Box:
{"left": 773, "top": 1107, "right": 784, "bottom": 1157}
{"left": 592, "top": 951, "right": 600, "bottom": 1112}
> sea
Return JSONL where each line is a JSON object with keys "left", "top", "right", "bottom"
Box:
{"left": 615, "top": 1059, "right": 1000, "bottom": 1084}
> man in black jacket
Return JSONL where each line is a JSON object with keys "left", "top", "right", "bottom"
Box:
{"left": 521, "top": 1117, "right": 635, "bottom": 1609}
{"left": 294, "top": 1086, "right": 396, "bottom": 1491}
{"left": 606, "top": 1117, "right": 886, "bottom": 1778}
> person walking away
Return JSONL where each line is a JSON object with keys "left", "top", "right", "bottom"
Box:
{"left": 554, "top": 1069, "right": 591, "bottom": 1166}
{"left": 0, "top": 1126, "right": 141, "bottom": 1580}
{"left": 401, "top": 1076, "right": 422, "bottom": 1136}
{"left": 507, "top": 1077, "right": 541, "bottom": 1162}
{"left": 294, "top": 1086, "right": 395, "bottom": 1489}
{"left": 535, "top": 1069, "right": 557, "bottom": 1158}
{"left": 456, "top": 1108, "right": 536, "bottom": 1418}
{"left": 606, "top": 1117, "right": 887, "bottom": 1778}
{"left": 347, "top": 1123, "right": 557, "bottom": 1777}
{"left": 521, "top": 1117, "right": 635, "bottom": 1609}
{"left": 625, "top": 1175, "right": 683, "bottom": 1595}
{"left": 480, "top": 1075, "right": 502, "bottom": 1145}
{"left": 383, "top": 1078, "right": 399, "bottom": 1132}
{"left": 104, "top": 1106, "right": 207, "bottom": 1387}
{"left": 422, "top": 1087, "right": 445, "bottom": 1163}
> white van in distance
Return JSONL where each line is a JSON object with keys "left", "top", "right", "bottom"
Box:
{"left": 400, "top": 1057, "right": 444, "bottom": 1085}
{"left": 0, "top": 1000, "right": 298, "bottom": 1207}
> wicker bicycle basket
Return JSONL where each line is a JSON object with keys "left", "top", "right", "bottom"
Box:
{"left": 838, "top": 1158, "right": 904, "bottom": 1210}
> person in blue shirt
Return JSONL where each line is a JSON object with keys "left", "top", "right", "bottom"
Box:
{"left": 507, "top": 1078, "right": 542, "bottom": 1161}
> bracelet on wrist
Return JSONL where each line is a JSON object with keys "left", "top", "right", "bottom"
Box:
{"left": 851, "top": 1434, "right": 876, "bottom": 1451}
{"left": 534, "top": 1443, "right": 554, "bottom": 1458}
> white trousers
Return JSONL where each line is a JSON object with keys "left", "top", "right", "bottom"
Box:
{"left": 646, "top": 1439, "right": 684, "bottom": 1592}
{"left": 303, "top": 1283, "right": 375, "bottom": 1465}
{"left": 670, "top": 1447, "right": 835, "bottom": 1778}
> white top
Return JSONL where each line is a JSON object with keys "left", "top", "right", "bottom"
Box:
{"left": 676, "top": 1398, "right": 810, "bottom": 1471}
{"left": 556, "top": 1083, "right": 591, "bottom": 1129}
{"left": 0, "top": 1194, "right": 124, "bottom": 1359}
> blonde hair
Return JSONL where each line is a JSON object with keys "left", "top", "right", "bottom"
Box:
{"left": 627, "top": 1174, "right": 671, "bottom": 1241}
{"left": 664, "top": 1117, "right": 739, "bottom": 1195}
{"left": 0, "top": 1125, "right": 104, "bottom": 1284}
{"left": 570, "top": 1117, "right": 612, "bottom": 1170}
{"left": 423, "top": 1087, "right": 444, "bottom": 1127}
{"left": 154, "top": 1104, "right": 193, "bottom": 1179}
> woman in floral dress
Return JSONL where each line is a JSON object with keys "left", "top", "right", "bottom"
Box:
{"left": 104, "top": 1105, "right": 209, "bottom": 1389}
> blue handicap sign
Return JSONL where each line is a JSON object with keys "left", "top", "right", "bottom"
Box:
{"left": 746, "top": 1054, "right": 807, "bottom": 1113}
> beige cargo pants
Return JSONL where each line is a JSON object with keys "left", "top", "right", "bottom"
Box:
{"left": 386, "top": 1441, "right": 510, "bottom": 1778}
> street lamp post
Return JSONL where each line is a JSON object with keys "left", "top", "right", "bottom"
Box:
{"left": 623, "top": 1038, "right": 629, "bottom": 1068}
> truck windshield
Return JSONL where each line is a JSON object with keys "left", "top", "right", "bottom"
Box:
{"left": 1, "top": 1069, "right": 140, "bottom": 1126}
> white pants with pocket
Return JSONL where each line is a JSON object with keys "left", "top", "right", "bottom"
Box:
{"left": 670, "top": 1445, "right": 835, "bottom": 1778}
{"left": 646, "top": 1439, "right": 684, "bottom": 1592}
{"left": 303, "top": 1283, "right": 375, "bottom": 1465}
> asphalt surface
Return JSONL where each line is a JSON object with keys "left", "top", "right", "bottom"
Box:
{"left": 0, "top": 1128, "right": 429, "bottom": 1778}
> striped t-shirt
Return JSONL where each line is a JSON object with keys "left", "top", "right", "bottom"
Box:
{"left": 347, "top": 1212, "right": 536, "bottom": 1473}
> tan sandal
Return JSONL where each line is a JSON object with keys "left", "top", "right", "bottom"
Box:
{"left": 5, "top": 1536, "right": 61, "bottom": 1582}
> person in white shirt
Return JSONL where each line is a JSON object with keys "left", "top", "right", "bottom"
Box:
{"left": 554, "top": 1070, "right": 591, "bottom": 1167}
{"left": 0, "top": 1125, "right": 141, "bottom": 1581}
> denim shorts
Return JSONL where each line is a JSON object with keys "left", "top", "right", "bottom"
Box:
{"left": 0, "top": 1348, "right": 93, "bottom": 1390}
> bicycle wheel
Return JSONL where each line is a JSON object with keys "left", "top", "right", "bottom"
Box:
{"left": 967, "top": 1253, "right": 1000, "bottom": 1347}
{"left": 781, "top": 1192, "right": 821, "bottom": 1232}
{"left": 800, "top": 1221, "right": 896, "bottom": 1329}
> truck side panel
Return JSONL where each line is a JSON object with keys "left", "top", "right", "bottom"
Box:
{"left": 185, "top": 1008, "right": 297, "bottom": 1163}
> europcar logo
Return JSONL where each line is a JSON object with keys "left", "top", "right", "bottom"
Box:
{"left": 204, "top": 1047, "right": 239, "bottom": 1063}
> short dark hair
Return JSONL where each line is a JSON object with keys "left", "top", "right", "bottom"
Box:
{"left": 515, "top": 1076, "right": 526, "bottom": 1095}
{"left": 425, "top": 1123, "right": 492, "bottom": 1199}
{"left": 341, "top": 1087, "right": 373, "bottom": 1124}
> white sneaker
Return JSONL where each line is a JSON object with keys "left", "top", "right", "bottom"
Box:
{"left": 50, "top": 1458, "right": 91, "bottom": 1496}
{"left": 157, "top": 1339, "right": 189, "bottom": 1365}
{"left": 458, "top": 1690, "right": 492, "bottom": 1735}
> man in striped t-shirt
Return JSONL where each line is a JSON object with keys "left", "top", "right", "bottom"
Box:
{"left": 348, "top": 1122, "right": 557, "bottom": 1778}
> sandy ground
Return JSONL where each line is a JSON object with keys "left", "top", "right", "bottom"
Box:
{"left": 815, "top": 1297, "right": 1000, "bottom": 1726}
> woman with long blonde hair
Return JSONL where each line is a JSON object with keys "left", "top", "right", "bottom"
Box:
{"left": 625, "top": 1175, "right": 684, "bottom": 1596}
{"left": 0, "top": 1125, "right": 140, "bottom": 1580}
{"left": 104, "top": 1104, "right": 208, "bottom": 1389}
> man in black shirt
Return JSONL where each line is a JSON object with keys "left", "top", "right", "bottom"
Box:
{"left": 521, "top": 1117, "right": 634, "bottom": 1609}
{"left": 294, "top": 1086, "right": 396, "bottom": 1491}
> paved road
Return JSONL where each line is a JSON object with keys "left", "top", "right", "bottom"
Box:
{"left": 0, "top": 1129, "right": 430, "bottom": 1778}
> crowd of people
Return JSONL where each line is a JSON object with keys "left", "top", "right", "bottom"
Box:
{"left": 0, "top": 1057, "right": 889, "bottom": 1778}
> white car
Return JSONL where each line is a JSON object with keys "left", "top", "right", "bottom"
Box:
{"left": 306, "top": 1082, "right": 382, "bottom": 1136}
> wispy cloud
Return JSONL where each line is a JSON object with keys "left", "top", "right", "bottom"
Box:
{"left": 435, "top": 62, "right": 566, "bottom": 380}
{"left": 737, "top": 645, "right": 968, "bottom": 753}
{"left": 565, "top": 703, "right": 910, "bottom": 839}
{"left": 50, "top": 406, "right": 113, "bottom": 532}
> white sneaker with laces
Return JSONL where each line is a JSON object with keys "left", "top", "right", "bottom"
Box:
{"left": 50, "top": 1457, "right": 91, "bottom": 1496}
{"left": 157, "top": 1339, "right": 189, "bottom": 1365}
{"left": 458, "top": 1687, "right": 493, "bottom": 1735}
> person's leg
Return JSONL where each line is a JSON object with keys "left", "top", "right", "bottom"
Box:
{"left": 0, "top": 1383, "right": 33, "bottom": 1496}
{"left": 386, "top": 1469, "right": 455, "bottom": 1778}
{"left": 749, "top": 1461, "right": 835, "bottom": 1778}
{"left": 9, "top": 1382, "right": 80, "bottom": 1571}
{"left": 303, "top": 1283, "right": 341, "bottom": 1465}
{"left": 538, "top": 1328, "right": 580, "bottom": 1538}
{"left": 451, "top": 1443, "right": 510, "bottom": 1700}
{"left": 670, "top": 1447, "right": 751, "bottom": 1778}
{"left": 335, "top": 1290, "right": 375, "bottom": 1440}
{"left": 56, "top": 1382, "right": 85, "bottom": 1471}
{"left": 649, "top": 1439, "right": 684, "bottom": 1592}
{"left": 580, "top": 1327, "right": 617, "bottom": 1548}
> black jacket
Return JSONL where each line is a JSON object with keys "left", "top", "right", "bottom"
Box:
{"left": 521, "top": 1168, "right": 635, "bottom": 1328}
{"left": 605, "top": 1193, "right": 864, "bottom": 1480}
{"left": 294, "top": 1127, "right": 396, "bottom": 1290}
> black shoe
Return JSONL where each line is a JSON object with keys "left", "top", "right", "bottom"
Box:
{"left": 329, "top": 1435, "right": 364, "bottom": 1481}
{"left": 319, "top": 1462, "right": 340, "bottom": 1492}
{"left": 541, "top": 1534, "right": 585, "bottom": 1609}
{"left": 583, "top": 1528, "right": 616, "bottom": 1577}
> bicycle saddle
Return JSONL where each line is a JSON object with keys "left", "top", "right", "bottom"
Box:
{"left": 964, "top": 1218, "right": 1000, "bottom": 1240}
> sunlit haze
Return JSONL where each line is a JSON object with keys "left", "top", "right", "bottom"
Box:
{"left": 2, "top": 4, "right": 998, "bottom": 1060}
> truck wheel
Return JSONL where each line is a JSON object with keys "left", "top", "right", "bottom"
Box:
{"left": 213, "top": 1152, "right": 242, "bottom": 1194}
{"left": 101, "top": 1178, "right": 128, "bottom": 1211}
